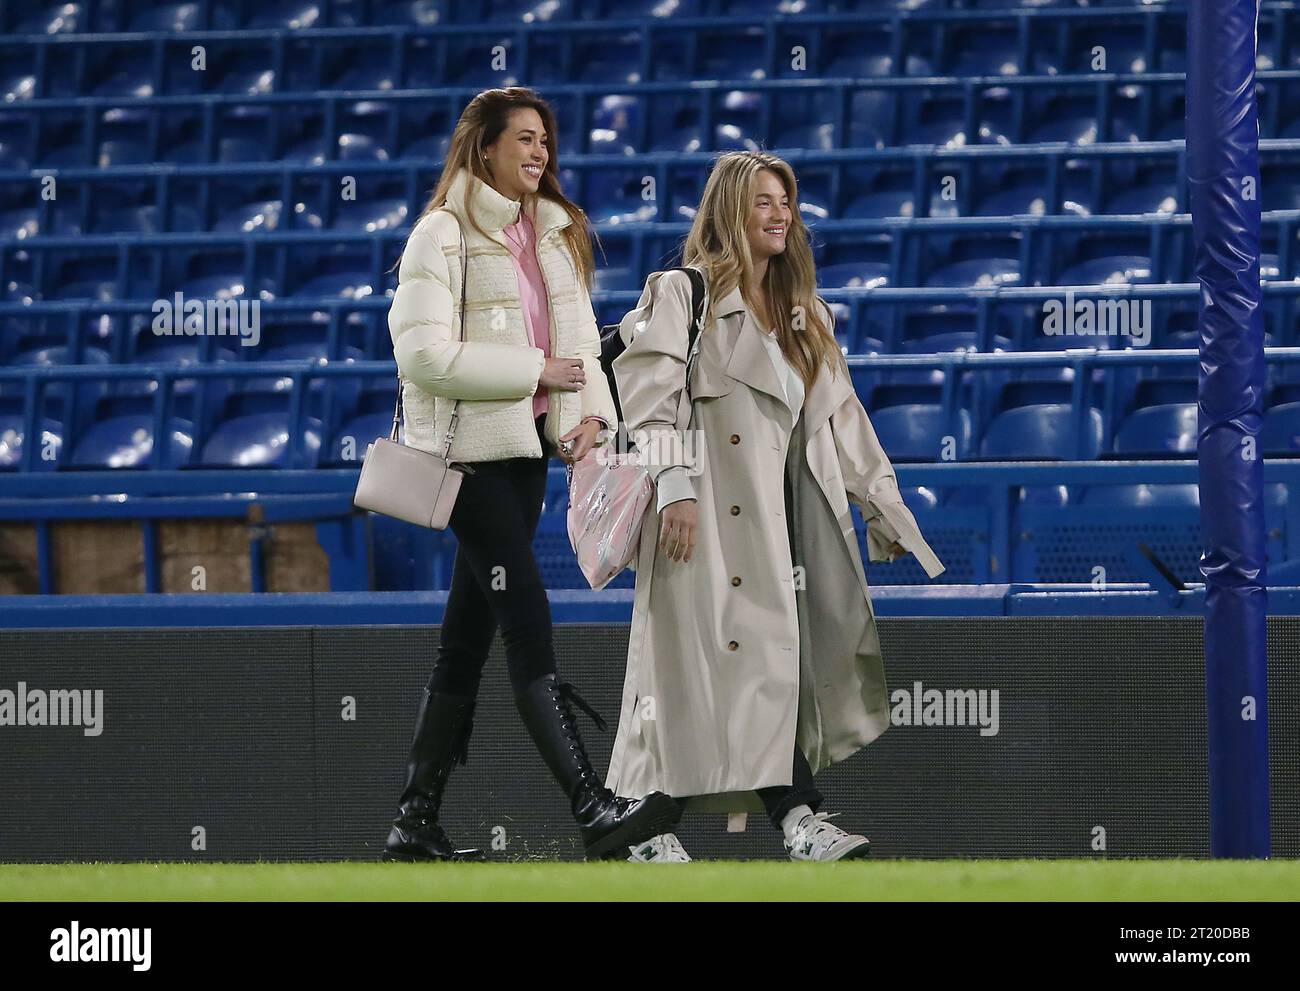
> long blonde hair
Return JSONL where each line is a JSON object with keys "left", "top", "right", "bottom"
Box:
{"left": 682, "top": 151, "right": 843, "bottom": 389}
{"left": 408, "top": 87, "right": 596, "bottom": 287}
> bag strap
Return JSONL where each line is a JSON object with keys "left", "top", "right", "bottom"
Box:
{"left": 391, "top": 212, "right": 469, "bottom": 459}
{"left": 677, "top": 265, "right": 707, "bottom": 396}
{"left": 667, "top": 265, "right": 708, "bottom": 431}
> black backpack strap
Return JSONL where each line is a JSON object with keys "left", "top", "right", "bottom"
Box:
{"left": 673, "top": 266, "right": 707, "bottom": 348}
{"left": 669, "top": 267, "right": 707, "bottom": 398}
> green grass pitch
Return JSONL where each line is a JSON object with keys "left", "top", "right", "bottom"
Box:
{"left": 1, "top": 860, "right": 1296, "bottom": 901}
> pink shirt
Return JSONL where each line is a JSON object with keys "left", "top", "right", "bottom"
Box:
{"left": 501, "top": 210, "right": 551, "bottom": 419}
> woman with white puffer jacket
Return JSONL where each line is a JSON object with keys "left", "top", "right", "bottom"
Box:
{"left": 382, "top": 87, "right": 679, "bottom": 863}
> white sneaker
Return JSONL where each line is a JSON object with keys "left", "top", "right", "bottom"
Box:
{"left": 785, "top": 812, "right": 871, "bottom": 862}
{"left": 627, "top": 832, "right": 692, "bottom": 863}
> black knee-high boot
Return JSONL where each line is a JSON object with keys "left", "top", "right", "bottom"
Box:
{"left": 383, "top": 689, "right": 486, "bottom": 862}
{"left": 513, "top": 673, "right": 681, "bottom": 861}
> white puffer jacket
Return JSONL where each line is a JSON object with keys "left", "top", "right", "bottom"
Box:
{"left": 388, "top": 167, "right": 617, "bottom": 462}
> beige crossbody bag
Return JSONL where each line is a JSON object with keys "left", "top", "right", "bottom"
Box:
{"left": 353, "top": 218, "right": 475, "bottom": 529}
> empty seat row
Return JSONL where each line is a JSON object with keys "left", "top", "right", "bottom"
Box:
{"left": 5, "top": 367, "right": 1300, "bottom": 474}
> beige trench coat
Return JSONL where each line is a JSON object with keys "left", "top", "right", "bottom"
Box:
{"left": 605, "top": 271, "right": 946, "bottom": 813}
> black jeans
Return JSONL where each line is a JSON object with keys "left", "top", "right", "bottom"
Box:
{"left": 756, "top": 744, "right": 824, "bottom": 829}
{"left": 427, "top": 414, "right": 559, "bottom": 698}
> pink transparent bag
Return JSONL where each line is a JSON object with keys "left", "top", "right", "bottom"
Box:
{"left": 566, "top": 448, "right": 654, "bottom": 591}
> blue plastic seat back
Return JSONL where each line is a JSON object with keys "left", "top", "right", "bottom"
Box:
{"left": 70, "top": 406, "right": 195, "bottom": 469}
{"left": 201, "top": 392, "right": 323, "bottom": 467}
{"left": 0, "top": 395, "right": 64, "bottom": 470}
{"left": 872, "top": 403, "right": 972, "bottom": 462}
{"left": 1112, "top": 404, "right": 1198, "bottom": 457}
{"left": 981, "top": 404, "right": 1103, "bottom": 460}
{"left": 1263, "top": 402, "right": 1300, "bottom": 455}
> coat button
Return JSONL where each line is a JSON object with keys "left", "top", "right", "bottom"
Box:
{"left": 729, "top": 433, "right": 740, "bottom": 444}
{"left": 730, "top": 505, "right": 740, "bottom": 516}
{"left": 727, "top": 640, "right": 739, "bottom": 651}
{"left": 731, "top": 576, "right": 742, "bottom": 586}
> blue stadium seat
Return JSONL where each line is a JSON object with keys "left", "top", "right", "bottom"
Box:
{"left": 128, "top": 2, "right": 239, "bottom": 31}
{"left": 0, "top": 205, "right": 81, "bottom": 238}
{"left": 325, "top": 385, "right": 398, "bottom": 467}
{"left": 0, "top": 129, "right": 33, "bottom": 169}
{"left": 69, "top": 395, "right": 195, "bottom": 469}
{"left": 292, "top": 271, "right": 375, "bottom": 299}
{"left": 0, "top": 71, "right": 36, "bottom": 103}
{"left": 819, "top": 262, "right": 890, "bottom": 289}
{"left": 1080, "top": 484, "right": 1200, "bottom": 508}
{"left": 848, "top": 91, "right": 890, "bottom": 148}
{"left": 400, "top": 133, "right": 452, "bottom": 160}
{"left": 1027, "top": 108, "right": 1141, "bottom": 145}
{"left": 354, "top": 0, "right": 441, "bottom": 25}
{"left": 213, "top": 200, "right": 287, "bottom": 233}
{"left": 1058, "top": 255, "right": 1154, "bottom": 286}
{"left": 173, "top": 273, "right": 276, "bottom": 304}
{"left": 570, "top": 38, "right": 644, "bottom": 86}
{"left": 213, "top": 60, "right": 278, "bottom": 96}
{"left": 480, "top": 0, "right": 575, "bottom": 22}
{"left": 1263, "top": 402, "right": 1300, "bottom": 455}
{"left": 16, "top": 3, "right": 86, "bottom": 32}
{"left": 0, "top": 398, "right": 64, "bottom": 471}
{"left": 283, "top": 133, "right": 391, "bottom": 164}
{"left": 91, "top": 68, "right": 153, "bottom": 98}
{"left": 976, "top": 170, "right": 1096, "bottom": 218}
{"left": 925, "top": 258, "right": 1021, "bottom": 289}
{"left": 1107, "top": 183, "right": 1179, "bottom": 215}
{"left": 327, "top": 410, "right": 393, "bottom": 467}
{"left": 331, "top": 198, "right": 409, "bottom": 232}
{"left": 332, "top": 53, "right": 397, "bottom": 91}
{"left": 869, "top": 386, "right": 973, "bottom": 463}
{"left": 165, "top": 136, "right": 272, "bottom": 164}
{"left": 93, "top": 204, "right": 202, "bottom": 234}
{"left": 946, "top": 484, "right": 1070, "bottom": 509}
{"left": 251, "top": 327, "right": 366, "bottom": 415}
{"left": 1112, "top": 404, "right": 1198, "bottom": 457}
{"left": 7, "top": 340, "right": 112, "bottom": 408}
{"left": 981, "top": 397, "right": 1104, "bottom": 460}
{"left": 1132, "top": 378, "right": 1197, "bottom": 407}
{"left": 948, "top": 36, "right": 1021, "bottom": 78}
{"left": 899, "top": 97, "right": 967, "bottom": 148}
{"left": 200, "top": 392, "right": 323, "bottom": 468}
{"left": 1069, "top": 25, "right": 1148, "bottom": 74}
{"left": 845, "top": 190, "right": 916, "bottom": 220}
{"left": 246, "top": 1, "right": 325, "bottom": 29}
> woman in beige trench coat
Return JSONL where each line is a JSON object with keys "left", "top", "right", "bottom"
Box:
{"left": 606, "top": 151, "right": 946, "bottom": 863}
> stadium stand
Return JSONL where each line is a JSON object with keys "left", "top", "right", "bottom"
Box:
{"left": 3, "top": 0, "right": 1300, "bottom": 595}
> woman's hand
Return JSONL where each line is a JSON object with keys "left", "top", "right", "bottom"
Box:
{"left": 557, "top": 418, "right": 602, "bottom": 464}
{"left": 540, "top": 357, "right": 586, "bottom": 392}
{"left": 659, "top": 499, "right": 698, "bottom": 562}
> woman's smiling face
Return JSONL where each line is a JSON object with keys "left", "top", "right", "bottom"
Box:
{"left": 746, "top": 168, "right": 792, "bottom": 263}
{"left": 484, "top": 107, "right": 549, "bottom": 201}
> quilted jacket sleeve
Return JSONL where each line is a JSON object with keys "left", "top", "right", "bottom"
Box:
{"left": 387, "top": 211, "right": 546, "bottom": 401}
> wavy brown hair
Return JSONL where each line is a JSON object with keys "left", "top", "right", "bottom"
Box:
{"left": 682, "top": 151, "right": 844, "bottom": 389}
{"left": 409, "top": 87, "right": 596, "bottom": 286}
